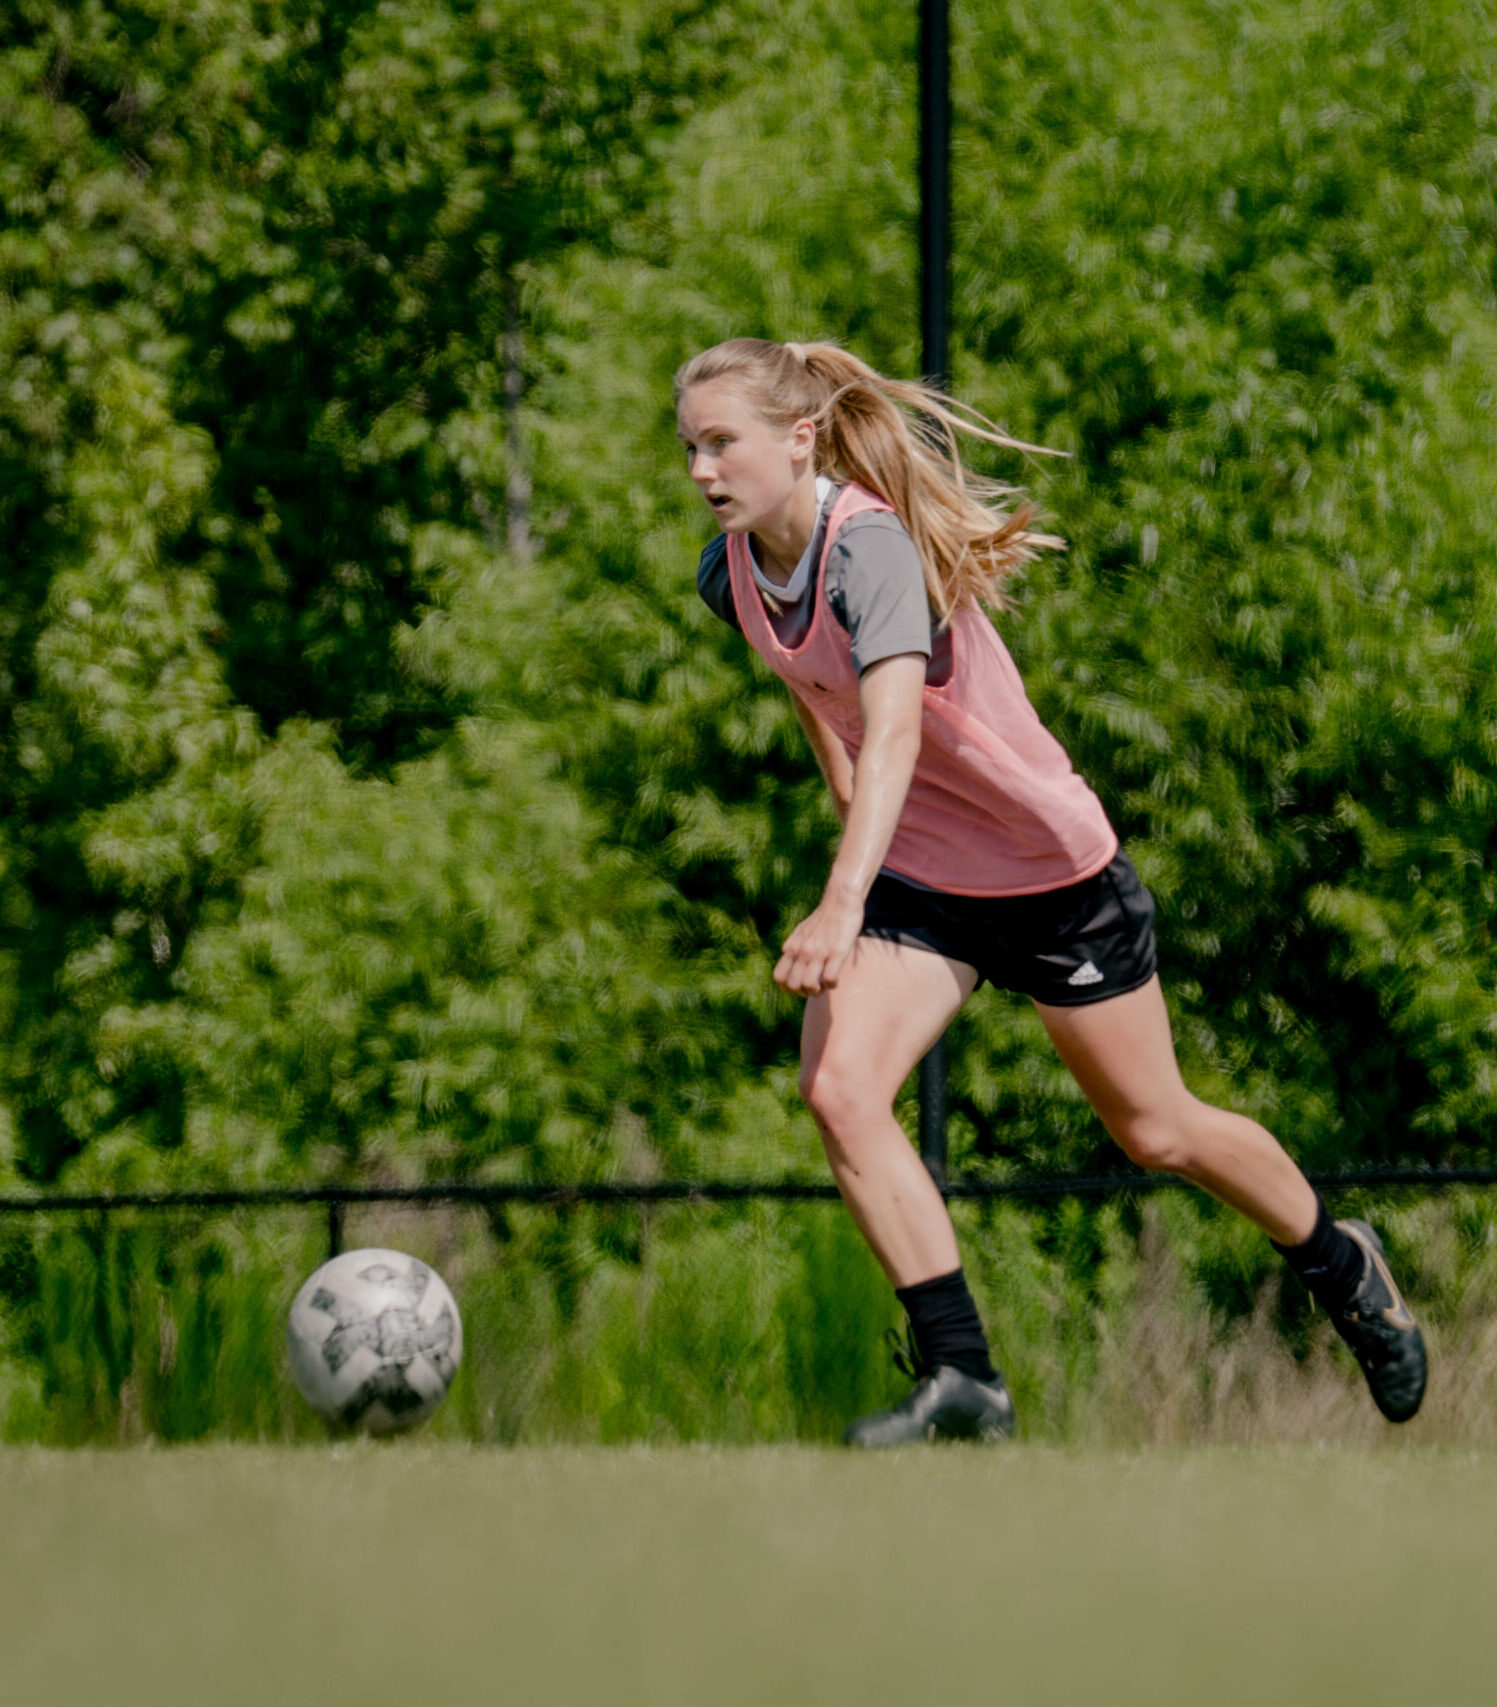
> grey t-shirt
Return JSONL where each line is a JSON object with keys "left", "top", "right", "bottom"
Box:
{"left": 697, "top": 490, "right": 951, "bottom": 679}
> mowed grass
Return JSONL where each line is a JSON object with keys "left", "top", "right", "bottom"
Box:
{"left": 0, "top": 1445, "right": 1489, "bottom": 1707}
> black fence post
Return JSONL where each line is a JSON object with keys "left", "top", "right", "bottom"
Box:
{"left": 919, "top": 0, "right": 951, "bottom": 393}
{"left": 327, "top": 1199, "right": 345, "bottom": 1261}
{"left": 918, "top": 0, "right": 952, "bottom": 1186}
{"left": 918, "top": 1038, "right": 949, "bottom": 1189}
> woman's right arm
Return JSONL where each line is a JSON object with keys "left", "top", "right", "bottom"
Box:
{"left": 788, "top": 687, "right": 855, "bottom": 824}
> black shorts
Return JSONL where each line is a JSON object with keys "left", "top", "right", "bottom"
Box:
{"left": 860, "top": 850, "right": 1157, "bottom": 1007}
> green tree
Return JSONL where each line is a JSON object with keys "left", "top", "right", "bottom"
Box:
{"left": 0, "top": 0, "right": 746, "bottom": 1183}
{"left": 515, "top": 0, "right": 1497, "bottom": 1172}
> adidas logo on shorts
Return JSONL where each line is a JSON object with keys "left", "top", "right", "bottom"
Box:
{"left": 1067, "top": 960, "right": 1104, "bottom": 987}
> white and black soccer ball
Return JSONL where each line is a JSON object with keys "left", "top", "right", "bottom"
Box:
{"left": 286, "top": 1248, "right": 463, "bottom": 1434}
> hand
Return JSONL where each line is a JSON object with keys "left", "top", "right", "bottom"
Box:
{"left": 774, "top": 893, "right": 864, "bottom": 997}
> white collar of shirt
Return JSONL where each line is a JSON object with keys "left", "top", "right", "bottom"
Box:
{"left": 748, "top": 475, "right": 834, "bottom": 604}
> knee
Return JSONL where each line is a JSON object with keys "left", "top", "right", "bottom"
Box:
{"left": 1111, "top": 1112, "right": 1196, "bottom": 1175}
{"left": 799, "top": 1056, "right": 876, "bottom": 1145}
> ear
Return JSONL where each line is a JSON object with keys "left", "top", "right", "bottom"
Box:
{"left": 789, "top": 416, "right": 817, "bottom": 465}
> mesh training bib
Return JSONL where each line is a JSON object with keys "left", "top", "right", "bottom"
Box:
{"left": 727, "top": 484, "right": 1118, "bottom": 896}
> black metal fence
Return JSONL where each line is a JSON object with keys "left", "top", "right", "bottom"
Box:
{"left": 3, "top": 1167, "right": 1495, "bottom": 1264}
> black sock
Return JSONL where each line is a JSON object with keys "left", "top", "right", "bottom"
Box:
{"left": 894, "top": 1268, "right": 997, "bottom": 1382}
{"left": 1271, "top": 1196, "right": 1365, "bottom": 1312}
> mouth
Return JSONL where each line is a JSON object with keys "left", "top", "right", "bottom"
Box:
{"left": 706, "top": 492, "right": 732, "bottom": 514}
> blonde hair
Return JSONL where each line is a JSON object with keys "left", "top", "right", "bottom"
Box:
{"left": 673, "top": 338, "right": 1062, "bottom": 622}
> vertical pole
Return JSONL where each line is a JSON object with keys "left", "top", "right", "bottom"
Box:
{"left": 919, "top": 0, "right": 952, "bottom": 392}
{"left": 327, "top": 1199, "right": 345, "bottom": 1261}
{"left": 918, "top": 1038, "right": 949, "bottom": 1188}
{"left": 918, "top": 0, "right": 952, "bottom": 1187}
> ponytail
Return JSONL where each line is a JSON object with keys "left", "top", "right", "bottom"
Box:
{"left": 674, "top": 338, "right": 1062, "bottom": 621}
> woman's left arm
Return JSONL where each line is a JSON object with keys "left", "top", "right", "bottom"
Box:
{"left": 774, "top": 653, "right": 926, "bottom": 997}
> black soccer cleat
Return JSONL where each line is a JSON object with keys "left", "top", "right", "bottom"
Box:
{"left": 844, "top": 1336, "right": 1016, "bottom": 1448}
{"left": 1325, "top": 1219, "right": 1428, "bottom": 1423}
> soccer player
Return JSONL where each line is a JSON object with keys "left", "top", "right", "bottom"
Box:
{"left": 676, "top": 337, "right": 1427, "bottom": 1444}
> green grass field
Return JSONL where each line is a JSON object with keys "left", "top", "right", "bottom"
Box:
{"left": 2, "top": 1444, "right": 1488, "bottom": 1707}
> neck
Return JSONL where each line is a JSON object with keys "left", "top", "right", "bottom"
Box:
{"left": 751, "top": 473, "right": 820, "bottom": 585}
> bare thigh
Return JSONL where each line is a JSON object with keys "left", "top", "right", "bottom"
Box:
{"left": 800, "top": 936, "right": 978, "bottom": 1103}
{"left": 1031, "top": 975, "right": 1191, "bottom": 1136}
{"left": 1033, "top": 975, "right": 1317, "bottom": 1243}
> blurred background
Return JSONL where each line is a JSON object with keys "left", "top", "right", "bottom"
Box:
{"left": 4, "top": 0, "right": 1497, "bottom": 1444}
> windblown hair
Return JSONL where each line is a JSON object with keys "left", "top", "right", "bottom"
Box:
{"left": 673, "top": 337, "right": 1062, "bottom": 622}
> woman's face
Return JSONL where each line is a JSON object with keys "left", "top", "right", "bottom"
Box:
{"left": 676, "top": 380, "right": 814, "bottom": 533}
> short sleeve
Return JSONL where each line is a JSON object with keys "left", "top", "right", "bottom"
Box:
{"left": 696, "top": 534, "right": 741, "bottom": 633}
{"left": 826, "top": 513, "right": 933, "bottom": 674}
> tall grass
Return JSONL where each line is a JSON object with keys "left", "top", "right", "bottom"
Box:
{"left": 4, "top": 1193, "right": 1494, "bottom": 1446}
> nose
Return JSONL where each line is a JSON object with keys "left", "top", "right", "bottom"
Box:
{"left": 691, "top": 452, "right": 717, "bottom": 487}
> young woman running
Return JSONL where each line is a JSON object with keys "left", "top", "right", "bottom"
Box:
{"left": 676, "top": 337, "right": 1427, "bottom": 1445}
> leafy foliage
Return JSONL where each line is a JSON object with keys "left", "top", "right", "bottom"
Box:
{"left": 4, "top": 0, "right": 1497, "bottom": 1214}
{"left": 521, "top": 0, "right": 1497, "bottom": 1175}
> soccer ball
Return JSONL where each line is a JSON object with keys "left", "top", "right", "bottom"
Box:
{"left": 286, "top": 1247, "right": 463, "bottom": 1434}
